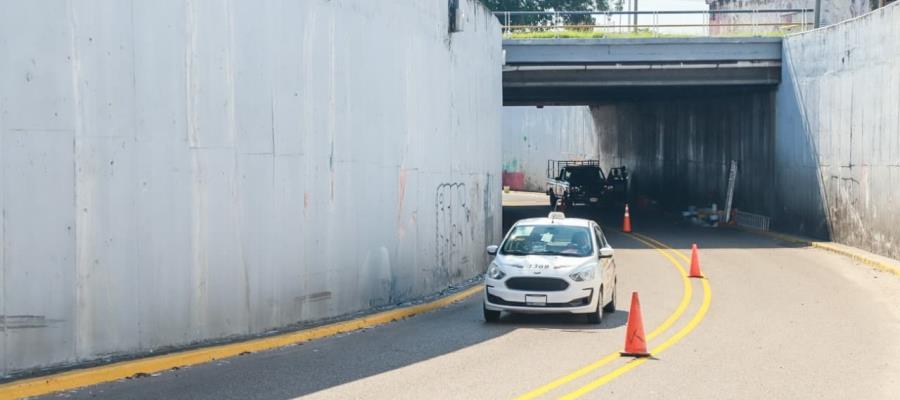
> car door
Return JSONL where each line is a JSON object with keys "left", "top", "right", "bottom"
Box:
{"left": 593, "top": 224, "right": 613, "bottom": 299}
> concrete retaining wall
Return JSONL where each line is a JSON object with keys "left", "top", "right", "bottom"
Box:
{"left": 590, "top": 89, "right": 777, "bottom": 216}
{"left": 776, "top": 3, "right": 900, "bottom": 257}
{"left": 708, "top": 0, "right": 873, "bottom": 29}
{"left": 501, "top": 107, "right": 597, "bottom": 192}
{"left": 0, "top": 0, "right": 502, "bottom": 376}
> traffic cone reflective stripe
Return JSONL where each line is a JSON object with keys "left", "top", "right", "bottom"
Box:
{"left": 621, "top": 292, "right": 650, "bottom": 357}
{"left": 622, "top": 204, "right": 632, "bottom": 233}
{"left": 689, "top": 243, "right": 704, "bottom": 278}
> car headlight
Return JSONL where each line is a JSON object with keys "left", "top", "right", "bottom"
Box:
{"left": 569, "top": 264, "right": 596, "bottom": 282}
{"left": 487, "top": 262, "right": 506, "bottom": 280}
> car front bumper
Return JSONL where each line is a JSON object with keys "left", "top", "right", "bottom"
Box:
{"left": 483, "top": 282, "right": 599, "bottom": 314}
{"left": 568, "top": 194, "right": 603, "bottom": 205}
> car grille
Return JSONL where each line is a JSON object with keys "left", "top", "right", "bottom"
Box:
{"left": 487, "top": 293, "right": 591, "bottom": 308}
{"left": 505, "top": 277, "right": 569, "bottom": 291}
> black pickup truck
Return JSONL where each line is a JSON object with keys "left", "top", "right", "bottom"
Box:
{"left": 546, "top": 160, "right": 628, "bottom": 209}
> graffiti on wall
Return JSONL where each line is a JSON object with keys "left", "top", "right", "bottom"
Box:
{"left": 435, "top": 183, "right": 472, "bottom": 283}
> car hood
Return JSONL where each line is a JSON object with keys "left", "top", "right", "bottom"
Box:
{"left": 495, "top": 254, "right": 593, "bottom": 276}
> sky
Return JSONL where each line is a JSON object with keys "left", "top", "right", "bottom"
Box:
{"left": 636, "top": 0, "right": 710, "bottom": 12}
{"left": 606, "top": 0, "right": 713, "bottom": 34}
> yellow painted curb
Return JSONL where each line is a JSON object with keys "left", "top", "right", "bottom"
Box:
{"left": 734, "top": 227, "right": 900, "bottom": 277}
{"left": 809, "top": 242, "right": 900, "bottom": 277}
{"left": 0, "top": 285, "right": 483, "bottom": 400}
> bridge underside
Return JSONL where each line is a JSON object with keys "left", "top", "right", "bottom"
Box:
{"left": 503, "top": 38, "right": 783, "bottom": 106}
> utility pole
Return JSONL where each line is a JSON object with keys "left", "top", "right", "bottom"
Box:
{"left": 633, "top": 0, "right": 639, "bottom": 33}
{"left": 814, "top": 0, "right": 822, "bottom": 28}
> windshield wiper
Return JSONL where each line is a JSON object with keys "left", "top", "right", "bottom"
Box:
{"left": 529, "top": 251, "right": 561, "bottom": 256}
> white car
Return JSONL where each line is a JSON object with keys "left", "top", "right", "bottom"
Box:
{"left": 483, "top": 212, "right": 617, "bottom": 324}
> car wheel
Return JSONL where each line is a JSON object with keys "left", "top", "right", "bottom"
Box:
{"left": 587, "top": 288, "right": 603, "bottom": 324}
{"left": 603, "top": 281, "right": 617, "bottom": 313}
{"left": 483, "top": 302, "right": 501, "bottom": 323}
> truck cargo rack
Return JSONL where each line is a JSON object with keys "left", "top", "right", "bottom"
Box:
{"left": 547, "top": 160, "right": 601, "bottom": 179}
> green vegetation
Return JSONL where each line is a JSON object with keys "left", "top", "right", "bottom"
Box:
{"left": 507, "top": 30, "right": 690, "bottom": 39}
{"left": 504, "top": 29, "right": 792, "bottom": 39}
{"left": 481, "top": 0, "right": 609, "bottom": 25}
{"left": 483, "top": 0, "right": 802, "bottom": 39}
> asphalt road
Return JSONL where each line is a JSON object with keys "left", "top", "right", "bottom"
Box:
{"left": 41, "top": 192, "right": 900, "bottom": 399}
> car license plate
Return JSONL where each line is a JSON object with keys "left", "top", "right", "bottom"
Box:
{"left": 589, "top": 197, "right": 599, "bottom": 202}
{"left": 525, "top": 295, "right": 547, "bottom": 306}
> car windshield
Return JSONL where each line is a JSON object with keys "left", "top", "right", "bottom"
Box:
{"left": 500, "top": 225, "right": 593, "bottom": 257}
{"left": 565, "top": 167, "right": 604, "bottom": 184}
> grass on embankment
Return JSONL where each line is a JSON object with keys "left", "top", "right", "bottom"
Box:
{"left": 505, "top": 29, "right": 791, "bottom": 39}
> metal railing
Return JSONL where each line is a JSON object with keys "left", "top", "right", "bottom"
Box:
{"left": 734, "top": 210, "right": 771, "bottom": 231}
{"left": 494, "top": 9, "right": 815, "bottom": 38}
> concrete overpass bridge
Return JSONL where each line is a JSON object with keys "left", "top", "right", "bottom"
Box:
{"left": 503, "top": 37, "right": 783, "bottom": 106}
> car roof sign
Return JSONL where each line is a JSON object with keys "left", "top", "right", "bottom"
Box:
{"left": 548, "top": 211, "right": 565, "bottom": 220}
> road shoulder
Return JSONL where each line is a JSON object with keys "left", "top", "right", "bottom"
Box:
{"left": 735, "top": 227, "right": 900, "bottom": 277}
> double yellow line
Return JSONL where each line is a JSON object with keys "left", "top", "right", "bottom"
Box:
{"left": 516, "top": 232, "right": 713, "bottom": 400}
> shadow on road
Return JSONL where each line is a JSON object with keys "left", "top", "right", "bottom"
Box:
{"left": 53, "top": 197, "right": 798, "bottom": 400}
{"left": 55, "top": 282, "right": 623, "bottom": 400}
{"left": 500, "top": 309, "right": 629, "bottom": 330}
{"left": 502, "top": 202, "right": 804, "bottom": 251}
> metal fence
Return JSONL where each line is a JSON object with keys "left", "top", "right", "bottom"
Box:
{"left": 494, "top": 9, "right": 815, "bottom": 38}
{"left": 734, "top": 210, "right": 772, "bottom": 232}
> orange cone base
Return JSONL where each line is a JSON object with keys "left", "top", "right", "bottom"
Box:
{"left": 689, "top": 266, "right": 704, "bottom": 278}
{"left": 621, "top": 292, "right": 649, "bottom": 357}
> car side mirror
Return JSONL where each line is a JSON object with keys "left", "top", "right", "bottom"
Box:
{"left": 599, "top": 247, "right": 614, "bottom": 259}
{"left": 486, "top": 245, "right": 499, "bottom": 256}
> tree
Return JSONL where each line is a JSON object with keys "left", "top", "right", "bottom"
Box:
{"left": 483, "top": 0, "right": 609, "bottom": 26}
{"left": 550, "top": 0, "right": 609, "bottom": 25}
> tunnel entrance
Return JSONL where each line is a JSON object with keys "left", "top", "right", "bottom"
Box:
{"left": 502, "top": 84, "right": 779, "bottom": 233}
{"left": 499, "top": 36, "right": 787, "bottom": 231}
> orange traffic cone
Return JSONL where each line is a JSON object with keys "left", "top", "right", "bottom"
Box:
{"left": 621, "top": 292, "right": 651, "bottom": 357}
{"left": 622, "top": 204, "right": 632, "bottom": 233}
{"left": 689, "top": 244, "right": 704, "bottom": 278}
